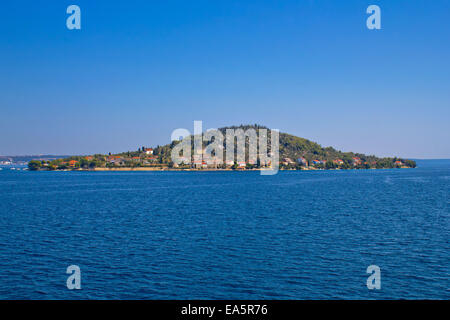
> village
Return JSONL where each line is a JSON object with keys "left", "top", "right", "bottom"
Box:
{"left": 28, "top": 146, "right": 410, "bottom": 171}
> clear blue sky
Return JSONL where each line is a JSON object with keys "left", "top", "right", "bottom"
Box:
{"left": 1, "top": 0, "right": 449, "bottom": 158}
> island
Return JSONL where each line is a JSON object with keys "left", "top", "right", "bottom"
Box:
{"left": 27, "top": 124, "right": 416, "bottom": 171}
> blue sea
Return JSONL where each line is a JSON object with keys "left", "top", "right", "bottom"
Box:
{"left": 0, "top": 160, "right": 448, "bottom": 299}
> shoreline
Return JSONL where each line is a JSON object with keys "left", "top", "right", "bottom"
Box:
{"left": 27, "top": 166, "right": 415, "bottom": 172}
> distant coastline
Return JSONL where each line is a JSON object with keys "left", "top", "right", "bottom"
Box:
{"left": 25, "top": 125, "right": 417, "bottom": 172}
{"left": 19, "top": 167, "right": 415, "bottom": 173}
{"left": 27, "top": 164, "right": 415, "bottom": 172}
{"left": 86, "top": 167, "right": 414, "bottom": 172}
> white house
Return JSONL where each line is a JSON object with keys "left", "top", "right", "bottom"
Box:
{"left": 144, "top": 148, "right": 153, "bottom": 155}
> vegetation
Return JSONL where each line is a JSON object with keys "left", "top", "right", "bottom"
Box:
{"left": 27, "top": 124, "right": 416, "bottom": 171}
{"left": 28, "top": 160, "right": 42, "bottom": 171}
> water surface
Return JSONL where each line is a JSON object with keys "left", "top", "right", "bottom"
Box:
{"left": 0, "top": 160, "right": 448, "bottom": 299}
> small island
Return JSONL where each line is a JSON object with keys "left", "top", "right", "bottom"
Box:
{"left": 28, "top": 125, "right": 416, "bottom": 171}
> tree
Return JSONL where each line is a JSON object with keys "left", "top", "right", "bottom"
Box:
{"left": 246, "top": 163, "right": 255, "bottom": 169}
{"left": 341, "top": 162, "right": 350, "bottom": 170}
{"left": 404, "top": 159, "right": 416, "bottom": 168}
{"left": 89, "top": 160, "right": 98, "bottom": 169}
{"left": 325, "top": 161, "right": 336, "bottom": 169}
{"left": 28, "top": 160, "right": 42, "bottom": 171}
{"left": 79, "top": 158, "right": 89, "bottom": 168}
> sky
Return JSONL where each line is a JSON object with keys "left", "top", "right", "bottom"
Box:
{"left": 0, "top": 0, "right": 449, "bottom": 158}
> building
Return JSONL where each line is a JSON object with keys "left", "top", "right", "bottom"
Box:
{"left": 178, "top": 157, "right": 190, "bottom": 165}
{"left": 193, "top": 159, "right": 202, "bottom": 169}
{"left": 297, "top": 157, "right": 308, "bottom": 166}
{"left": 144, "top": 148, "right": 153, "bottom": 155}
{"left": 352, "top": 157, "right": 361, "bottom": 165}
{"left": 225, "top": 160, "right": 235, "bottom": 166}
{"left": 205, "top": 157, "right": 221, "bottom": 168}
{"left": 282, "top": 158, "right": 295, "bottom": 166}
{"left": 68, "top": 160, "right": 78, "bottom": 168}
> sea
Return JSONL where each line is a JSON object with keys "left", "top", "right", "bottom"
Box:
{"left": 0, "top": 160, "right": 448, "bottom": 299}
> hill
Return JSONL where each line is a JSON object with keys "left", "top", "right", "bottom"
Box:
{"left": 28, "top": 124, "right": 416, "bottom": 170}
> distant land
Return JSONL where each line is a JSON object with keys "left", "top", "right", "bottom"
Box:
{"left": 0, "top": 155, "right": 70, "bottom": 165}
{"left": 25, "top": 125, "right": 417, "bottom": 171}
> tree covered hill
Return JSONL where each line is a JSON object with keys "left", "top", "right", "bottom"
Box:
{"left": 28, "top": 124, "right": 416, "bottom": 170}
{"left": 146, "top": 124, "right": 416, "bottom": 169}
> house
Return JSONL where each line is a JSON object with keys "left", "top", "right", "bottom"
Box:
{"left": 394, "top": 160, "right": 403, "bottom": 166}
{"left": 193, "top": 159, "right": 202, "bottom": 168}
{"left": 205, "top": 157, "right": 221, "bottom": 168}
{"left": 297, "top": 157, "right": 308, "bottom": 166}
{"left": 111, "top": 158, "right": 125, "bottom": 165}
{"left": 147, "top": 155, "right": 159, "bottom": 161}
{"left": 144, "top": 148, "right": 153, "bottom": 155}
{"left": 178, "top": 157, "right": 190, "bottom": 164}
{"left": 238, "top": 161, "right": 246, "bottom": 168}
{"left": 312, "top": 160, "right": 321, "bottom": 165}
{"left": 225, "top": 160, "right": 235, "bottom": 166}
{"left": 352, "top": 157, "right": 361, "bottom": 165}
{"left": 333, "top": 159, "right": 344, "bottom": 165}
{"left": 69, "top": 160, "right": 78, "bottom": 168}
{"left": 107, "top": 155, "right": 121, "bottom": 162}
{"left": 201, "top": 161, "right": 208, "bottom": 169}
{"left": 282, "top": 158, "right": 295, "bottom": 166}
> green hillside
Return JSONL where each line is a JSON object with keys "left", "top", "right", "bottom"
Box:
{"left": 29, "top": 124, "right": 416, "bottom": 170}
